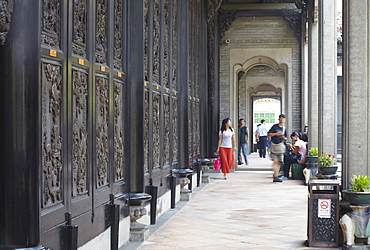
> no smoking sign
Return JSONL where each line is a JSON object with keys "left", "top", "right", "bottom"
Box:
{"left": 318, "top": 199, "right": 331, "bottom": 218}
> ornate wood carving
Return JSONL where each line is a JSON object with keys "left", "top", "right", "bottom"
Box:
{"left": 144, "top": 90, "right": 149, "bottom": 172}
{"left": 72, "top": 69, "right": 88, "bottom": 196}
{"left": 172, "top": 0, "right": 178, "bottom": 91}
{"left": 188, "top": 0, "right": 201, "bottom": 160}
{"left": 207, "top": 0, "right": 223, "bottom": 23}
{"left": 95, "top": 0, "right": 107, "bottom": 64}
{"left": 0, "top": 0, "right": 13, "bottom": 45}
{"left": 42, "top": 62, "right": 63, "bottom": 208}
{"left": 194, "top": 102, "right": 200, "bottom": 155}
{"left": 114, "top": 0, "right": 123, "bottom": 70}
{"left": 283, "top": 8, "right": 302, "bottom": 40}
{"left": 96, "top": 75, "right": 109, "bottom": 188}
{"left": 72, "top": 0, "right": 87, "bottom": 57}
{"left": 207, "top": 6, "right": 216, "bottom": 106}
{"left": 172, "top": 98, "right": 178, "bottom": 163}
{"left": 163, "top": 0, "right": 170, "bottom": 89}
{"left": 41, "top": 0, "right": 61, "bottom": 48}
{"left": 114, "top": 79, "right": 124, "bottom": 181}
{"left": 152, "top": 0, "right": 160, "bottom": 85}
{"left": 188, "top": 101, "right": 192, "bottom": 159}
{"left": 195, "top": 7, "right": 200, "bottom": 98}
{"left": 219, "top": 9, "right": 236, "bottom": 39}
{"left": 144, "top": 0, "right": 149, "bottom": 82}
{"left": 164, "top": 95, "right": 170, "bottom": 166}
{"left": 153, "top": 92, "right": 160, "bottom": 169}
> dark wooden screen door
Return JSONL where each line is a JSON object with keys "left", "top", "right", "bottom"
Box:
{"left": 40, "top": 1, "right": 127, "bottom": 248}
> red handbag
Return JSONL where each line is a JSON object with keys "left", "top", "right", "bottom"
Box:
{"left": 214, "top": 159, "right": 221, "bottom": 171}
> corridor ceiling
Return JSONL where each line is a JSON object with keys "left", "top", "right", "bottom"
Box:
{"left": 224, "top": 0, "right": 296, "bottom": 4}
{"left": 220, "top": 0, "right": 305, "bottom": 19}
{"left": 221, "top": 0, "right": 304, "bottom": 15}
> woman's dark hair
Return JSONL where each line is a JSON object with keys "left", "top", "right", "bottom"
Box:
{"left": 299, "top": 132, "right": 308, "bottom": 142}
{"left": 290, "top": 131, "right": 300, "bottom": 138}
{"left": 221, "top": 118, "right": 233, "bottom": 133}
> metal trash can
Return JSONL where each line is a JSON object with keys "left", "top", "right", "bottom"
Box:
{"left": 308, "top": 179, "right": 340, "bottom": 247}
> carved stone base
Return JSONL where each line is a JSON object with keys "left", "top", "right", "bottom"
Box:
{"left": 202, "top": 175, "right": 210, "bottom": 183}
{"left": 19, "top": 247, "right": 49, "bottom": 250}
{"left": 180, "top": 190, "right": 192, "bottom": 201}
{"left": 340, "top": 206, "right": 370, "bottom": 248}
{"left": 129, "top": 228, "right": 150, "bottom": 242}
{"left": 342, "top": 244, "right": 370, "bottom": 250}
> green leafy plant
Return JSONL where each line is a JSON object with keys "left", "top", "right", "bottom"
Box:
{"left": 318, "top": 152, "right": 334, "bottom": 166}
{"left": 308, "top": 147, "right": 318, "bottom": 156}
{"left": 350, "top": 175, "right": 370, "bottom": 192}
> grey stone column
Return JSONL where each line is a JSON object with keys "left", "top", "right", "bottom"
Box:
{"left": 318, "top": 0, "right": 337, "bottom": 156}
{"left": 308, "top": 1, "right": 319, "bottom": 149}
{"left": 342, "top": 1, "right": 370, "bottom": 189}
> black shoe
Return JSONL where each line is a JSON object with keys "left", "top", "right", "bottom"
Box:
{"left": 238, "top": 162, "right": 242, "bottom": 165}
{"left": 273, "top": 177, "right": 283, "bottom": 182}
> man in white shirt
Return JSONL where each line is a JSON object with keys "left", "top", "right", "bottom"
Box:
{"left": 255, "top": 119, "right": 268, "bottom": 158}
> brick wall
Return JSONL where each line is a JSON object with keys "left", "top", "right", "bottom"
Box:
{"left": 219, "top": 16, "right": 302, "bottom": 132}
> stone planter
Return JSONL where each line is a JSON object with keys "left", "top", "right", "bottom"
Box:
{"left": 318, "top": 165, "right": 338, "bottom": 175}
{"left": 342, "top": 190, "right": 370, "bottom": 206}
{"left": 127, "top": 192, "right": 152, "bottom": 241}
{"left": 306, "top": 155, "right": 319, "bottom": 164}
{"left": 172, "top": 169, "right": 193, "bottom": 201}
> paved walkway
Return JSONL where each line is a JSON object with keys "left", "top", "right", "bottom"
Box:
{"left": 122, "top": 153, "right": 339, "bottom": 250}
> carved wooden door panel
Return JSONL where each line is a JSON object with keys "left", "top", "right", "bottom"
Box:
{"left": 40, "top": 0, "right": 126, "bottom": 247}
{"left": 143, "top": 0, "right": 178, "bottom": 196}
{"left": 188, "top": 0, "right": 201, "bottom": 167}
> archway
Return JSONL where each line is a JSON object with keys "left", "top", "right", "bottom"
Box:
{"left": 235, "top": 56, "right": 287, "bottom": 153}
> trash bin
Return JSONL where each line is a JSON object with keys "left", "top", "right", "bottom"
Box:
{"left": 308, "top": 179, "right": 340, "bottom": 247}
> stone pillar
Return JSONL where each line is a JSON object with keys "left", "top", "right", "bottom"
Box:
{"left": 342, "top": 1, "right": 370, "bottom": 189}
{"left": 302, "top": 40, "right": 308, "bottom": 131}
{"left": 308, "top": 0, "right": 319, "bottom": 148}
{"left": 0, "top": 1, "right": 42, "bottom": 249}
{"left": 318, "top": 0, "right": 337, "bottom": 156}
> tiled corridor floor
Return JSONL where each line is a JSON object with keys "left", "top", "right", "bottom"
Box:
{"left": 122, "top": 153, "right": 340, "bottom": 250}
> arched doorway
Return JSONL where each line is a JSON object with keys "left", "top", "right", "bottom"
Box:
{"left": 235, "top": 56, "right": 287, "bottom": 152}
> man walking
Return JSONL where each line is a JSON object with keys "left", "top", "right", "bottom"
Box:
{"left": 255, "top": 119, "right": 268, "bottom": 158}
{"left": 237, "top": 118, "right": 249, "bottom": 165}
{"left": 268, "top": 114, "right": 288, "bottom": 182}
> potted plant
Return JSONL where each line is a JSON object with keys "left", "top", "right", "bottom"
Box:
{"left": 317, "top": 152, "right": 337, "bottom": 175}
{"left": 306, "top": 147, "right": 319, "bottom": 163}
{"left": 342, "top": 175, "right": 370, "bottom": 205}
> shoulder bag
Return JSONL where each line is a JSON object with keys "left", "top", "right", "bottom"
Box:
{"left": 270, "top": 126, "right": 286, "bottom": 155}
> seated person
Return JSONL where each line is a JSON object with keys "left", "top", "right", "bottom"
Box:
{"left": 280, "top": 132, "right": 307, "bottom": 180}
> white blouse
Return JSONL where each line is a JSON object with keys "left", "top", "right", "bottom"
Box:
{"left": 219, "top": 129, "right": 235, "bottom": 148}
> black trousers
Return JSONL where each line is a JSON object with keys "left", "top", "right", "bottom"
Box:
{"left": 258, "top": 136, "right": 268, "bottom": 157}
{"left": 283, "top": 155, "right": 298, "bottom": 178}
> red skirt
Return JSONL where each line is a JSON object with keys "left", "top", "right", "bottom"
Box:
{"left": 219, "top": 147, "right": 234, "bottom": 173}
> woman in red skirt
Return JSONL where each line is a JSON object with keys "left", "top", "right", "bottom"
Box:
{"left": 216, "top": 118, "right": 237, "bottom": 180}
